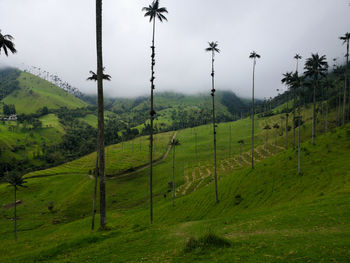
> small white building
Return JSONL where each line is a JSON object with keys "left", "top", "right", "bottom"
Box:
{"left": 7, "top": 115, "right": 18, "bottom": 121}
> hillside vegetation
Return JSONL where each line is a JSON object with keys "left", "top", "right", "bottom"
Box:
{"left": 1, "top": 71, "right": 87, "bottom": 114}
{"left": 0, "top": 102, "right": 349, "bottom": 262}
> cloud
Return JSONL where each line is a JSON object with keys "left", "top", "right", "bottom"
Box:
{"left": 1, "top": 0, "right": 349, "bottom": 99}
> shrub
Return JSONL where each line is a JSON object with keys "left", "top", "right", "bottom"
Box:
{"left": 47, "top": 201, "right": 54, "bottom": 212}
{"left": 184, "top": 233, "right": 230, "bottom": 253}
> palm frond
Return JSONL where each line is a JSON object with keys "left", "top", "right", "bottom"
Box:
{"left": 142, "top": 0, "right": 168, "bottom": 23}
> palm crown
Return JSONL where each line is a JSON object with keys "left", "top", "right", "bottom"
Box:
{"left": 6, "top": 172, "right": 27, "bottom": 190}
{"left": 281, "top": 71, "right": 293, "bottom": 85}
{"left": 339, "top": 33, "right": 350, "bottom": 44}
{"left": 87, "top": 68, "right": 111, "bottom": 81}
{"left": 289, "top": 72, "right": 303, "bottom": 90}
{"left": 0, "top": 30, "right": 17, "bottom": 56}
{"left": 170, "top": 138, "right": 180, "bottom": 146}
{"left": 249, "top": 51, "right": 261, "bottom": 59}
{"left": 294, "top": 54, "right": 302, "bottom": 60}
{"left": 304, "top": 53, "right": 328, "bottom": 78}
{"left": 142, "top": 0, "right": 168, "bottom": 22}
{"left": 205, "top": 42, "right": 220, "bottom": 53}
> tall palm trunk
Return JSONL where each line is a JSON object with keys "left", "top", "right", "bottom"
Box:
{"left": 298, "top": 113, "right": 301, "bottom": 174}
{"left": 91, "top": 153, "right": 98, "bottom": 230}
{"left": 251, "top": 59, "right": 256, "bottom": 169}
{"left": 343, "top": 41, "right": 348, "bottom": 125}
{"left": 195, "top": 130, "right": 198, "bottom": 160}
{"left": 325, "top": 86, "right": 328, "bottom": 133}
{"left": 285, "top": 113, "right": 289, "bottom": 149}
{"left": 229, "top": 124, "right": 232, "bottom": 158}
{"left": 211, "top": 50, "right": 219, "bottom": 203}
{"left": 14, "top": 186, "right": 17, "bottom": 241}
{"left": 240, "top": 144, "right": 242, "bottom": 165}
{"left": 337, "top": 84, "right": 341, "bottom": 126}
{"left": 293, "top": 90, "right": 296, "bottom": 148}
{"left": 347, "top": 41, "right": 349, "bottom": 122}
{"left": 312, "top": 77, "right": 317, "bottom": 145}
{"left": 96, "top": 0, "right": 106, "bottom": 228}
{"left": 149, "top": 18, "right": 156, "bottom": 223}
{"left": 172, "top": 145, "right": 175, "bottom": 207}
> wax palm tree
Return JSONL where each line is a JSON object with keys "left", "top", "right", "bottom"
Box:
{"left": 293, "top": 54, "right": 302, "bottom": 148}
{"left": 86, "top": 68, "right": 111, "bottom": 230}
{"left": 142, "top": 0, "right": 168, "bottom": 224}
{"left": 249, "top": 51, "right": 261, "bottom": 169}
{"left": 170, "top": 138, "right": 180, "bottom": 207}
{"left": 289, "top": 72, "right": 303, "bottom": 174}
{"left": 294, "top": 54, "right": 302, "bottom": 72}
{"left": 304, "top": 53, "right": 328, "bottom": 145}
{"left": 339, "top": 33, "right": 350, "bottom": 124}
{"left": 206, "top": 41, "right": 220, "bottom": 203}
{"left": 0, "top": 30, "right": 17, "bottom": 56}
{"left": 6, "top": 172, "right": 27, "bottom": 241}
{"left": 281, "top": 71, "right": 293, "bottom": 149}
{"left": 95, "top": 0, "right": 106, "bottom": 229}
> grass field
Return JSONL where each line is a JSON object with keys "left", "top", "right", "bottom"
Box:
{"left": 0, "top": 104, "right": 349, "bottom": 262}
{"left": 1, "top": 72, "right": 87, "bottom": 114}
{"left": 0, "top": 115, "right": 64, "bottom": 165}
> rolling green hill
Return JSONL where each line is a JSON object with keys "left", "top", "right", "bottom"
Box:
{"left": 0, "top": 101, "right": 348, "bottom": 262}
{"left": 1, "top": 70, "right": 88, "bottom": 114}
{"left": 95, "top": 90, "right": 250, "bottom": 132}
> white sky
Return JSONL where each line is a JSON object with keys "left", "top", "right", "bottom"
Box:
{"left": 1, "top": 0, "right": 350, "bottom": 99}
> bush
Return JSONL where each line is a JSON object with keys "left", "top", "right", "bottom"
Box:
{"left": 184, "top": 233, "right": 230, "bottom": 252}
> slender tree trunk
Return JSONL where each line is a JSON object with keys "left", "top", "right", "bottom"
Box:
{"left": 172, "top": 145, "right": 175, "bottom": 207}
{"left": 96, "top": 0, "right": 106, "bottom": 229}
{"left": 337, "top": 84, "right": 341, "bottom": 126}
{"left": 149, "top": 18, "right": 156, "bottom": 224}
{"left": 211, "top": 50, "right": 219, "bottom": 203}
{"left": 91, "top": 153, "right": 98, "bottom": 230}
{"left": 325, "top": 100, "right": 328, "bottom": 133}
{"left": 343, "top": 66, "right": 347, "bottom": 126}
{"left": 195, "top": 131, "right": 198, "bottom": 160}
{"left": 312, "top": 78, "right": 317, "bottom": 145}
{"left": 285, "top": 114, "right": 288, "bottom": 149}
{"left": 240, "top": 144, "right": 242, "bottom": 165}
{"left": 325, "top": 86, "right": 328, "bottom": 133}
{"left": 298, "top": 114, "right": 301, "bottom": 174}
{"left": 293, "top": 89, "right": 296, "bottom": 148}
{"left": 14, "top": 187, "right": 17, "bottom": 241}
{"left": 280, "top": 116, "right": 283, "bottom": 136}
{"left": 251, "top": 59, "right": 256, "bottom": 169}
{"left": 229, "top": 124, "right": 231, "bottom": 158}
{"left": 347, "top": 43, "right": 349, "bottom": 122}
{"left": 321, "top": 85, "right": 324, "bottom": 133}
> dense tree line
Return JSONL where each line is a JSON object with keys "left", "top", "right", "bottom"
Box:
{"left": 0, "top": 68, "right": 20, "bottom": 100}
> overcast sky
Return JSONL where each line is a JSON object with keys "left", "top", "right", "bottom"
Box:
{"left": 1, "top": 0, "right": 350, "bottom": 99}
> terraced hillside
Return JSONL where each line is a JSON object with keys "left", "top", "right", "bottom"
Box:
{"left": 0, "top": 102, "right": 349, "bottom": 262}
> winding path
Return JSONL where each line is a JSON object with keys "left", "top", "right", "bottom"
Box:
{"left": 108, "top": 131, "right": 178, "bottom": 180}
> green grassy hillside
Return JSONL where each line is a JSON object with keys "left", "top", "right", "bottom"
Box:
{"left": 0, "top": 103, "right": 348, "bottom": 262}
{"left": 105, "top": 91, "right": 249, "bottom": 132}
{"left": 1, "top": 71, "right": 87, "bottom": 114}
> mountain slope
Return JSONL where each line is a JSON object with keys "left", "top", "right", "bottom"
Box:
{"left": 1, "top": 69, "right": 87, "bottom": 114}
{"left": 105, "top": 90, "right": 250, "bottom": 131}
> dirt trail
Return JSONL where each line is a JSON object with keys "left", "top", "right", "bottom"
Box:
{"left": 107, "top": 131, "right": 178, "bottom": 180}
